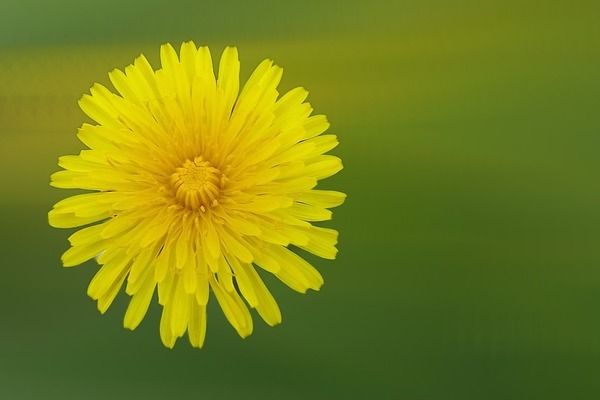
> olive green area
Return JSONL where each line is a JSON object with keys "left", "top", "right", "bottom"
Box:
{"left": 1, "top": 1, "right": 599, "bottom": 398}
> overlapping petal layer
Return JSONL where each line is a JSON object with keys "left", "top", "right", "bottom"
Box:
{"left": 49, "top": 42, "right": 345, "bottom": 348}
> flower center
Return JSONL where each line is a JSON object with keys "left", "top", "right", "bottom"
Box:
{"left": 170, "top": 156, "right": 222, "bottom": 211}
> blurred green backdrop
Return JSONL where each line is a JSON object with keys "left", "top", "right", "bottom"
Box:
{"left": 1, "top": 1, "right": 600, "bottom": 399}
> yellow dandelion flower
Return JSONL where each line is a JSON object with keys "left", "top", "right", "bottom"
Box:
{"left": 48, "top": 42, "right": 345, "bottom": 348}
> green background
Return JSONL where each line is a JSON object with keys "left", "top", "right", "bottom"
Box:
{"left": 1, "top": 1, "right": 599, "bottom": 398}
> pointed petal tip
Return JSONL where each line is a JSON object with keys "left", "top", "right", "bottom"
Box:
{"left": 60, "top": 253, "right": 77, "bottom": 268}
{"left": 160, "top": 42, "right": 175, "bottom": 51}
{"left": 238, "top": 331, "right": 252, "bottom": 339}
{"left": 97, "top": 303, "right": 109, "bottom": 315}
{"left": 47, "top": 209, "right": 57, "bottom": 226}
{"left": 266, "top": 316, "right": 283, "bottom": 327}
{"left": 162, "top": 342, "right": 176, "bottom": 350}
{"left": 189, "top": 339, "right": 205, "bottom": 349}
{"left": 123, "top": 324, "right": 136, "bottom": 331}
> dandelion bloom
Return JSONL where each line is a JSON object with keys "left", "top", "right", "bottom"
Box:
{"left": 48, "top": 42, "right": 345, "bottom": 348}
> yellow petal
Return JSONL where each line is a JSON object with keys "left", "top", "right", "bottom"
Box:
{"left": 183, "top": 253, "right": 198, "bottom": 294}
{"left": 195, "top": 46, "right": 215, "bottom": 82}
{"left": 246, "top": 238, "right": 281, "bottom": 273}
{"left": 304, "top": 155, "right": 343, "bottom": 180}
{"left": 245, "top": 264, "right": 281, "bottom": 326}
{"left": 288, "top": 203, "right": 332, "bottom": 222}
{"left": 194, "top": 271, "right": 210, "bottom": 306}
{"left": 303, "top": 134, "right": 339, "bottom": 158}
{"left": 217, "top": 256, "right": 235, "bottom": 292}
{"left": 78, "top": 93, "right": 117, "bottom": 128}
{"left": 222, "top": 213, "right": 261, "bottom": 236}
{"left": 109, "top": 68, "right": 140, "bottom": 103}
{"left": 295, "top": 190, "right": 346, "bottom": 209}
{"left": 48, "top": 209, "right": 108, "bottom": 230}
{"left": 210, "top": 277, "right": 252, "bottom": 338}
{"left": 170, "top": 275, "right": 191, "bottom": 338}
{"left": 205, "top": 220, "right": 221, "bottom": 260}
{"left": 123, "top": 62, "right": 154, "bottom": 102}
{"left": 101, "top": 214, "right": 139, "bottom": 239}
{"left": 302, "top": 114, "right": 330, "bottom": 140}
{"left": 97, "top": 269, "right": 127, "bottom": 314}
{"left": 274, "top": 87, "right": 309, "bottom": 117}
{"left": 175, "top": 227, "right": 192, "bottom": 270}
{"left": 123, "top": 271, "right": 156, "bottom": 330}
{"left": 298, "top": 226, "right": 339, "bottom": 260}
{"left": 219, "top": 229, "right": 253, "bottom": 264}
{"left": 126, "top": 246, "right": 157, "bottom": 295}
{"left": 61, "top": 239, "right": 108, "bottom": 267}
{"left": 157, "top": 272, "right": 174, "bottom": 306}
{"left": 267, "top": 245, "right": 323, "bottom": 293}
{"left": 179, "top": 41, "right": 198, "bottom": 81}
{"left": 217, "top": 46, "right": 240, "bottom": 116}
{"left": 227, "top": 257, "right": 257, "bottom": 307}
{"left": 188, "top": 302, "right": 207, "bottom": 348}
{"left": 87, "top": 249, "right": 131, "bottom": 300}
{"left": 133, "top": 54, "right": 160, "bottom": 99}
{"left": 67, "top": 223, "right": 106, "bottom": 246}
{"left": 237, "top": 58, "right": 273, "bottom": 102}
{"left": 159, "top": 296, "right": 177, "bottom": 349}
{"left": 154, "top": 245, "right": 171, "bottom": 283}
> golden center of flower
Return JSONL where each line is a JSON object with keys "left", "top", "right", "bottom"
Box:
{"left": 170, "top": 156, "right": 223, "bottom": 211}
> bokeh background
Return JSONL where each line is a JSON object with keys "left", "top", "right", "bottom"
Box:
{"left": 1, "top": 1, "right": 599, "bottom": 398}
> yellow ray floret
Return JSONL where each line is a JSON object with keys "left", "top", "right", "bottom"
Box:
{"left": 48, "top": 42, "right": 345, "bottom": 348}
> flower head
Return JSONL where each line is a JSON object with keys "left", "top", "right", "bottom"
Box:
{"left": 48, "top": 42, "right": 345, "bottom": 348}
